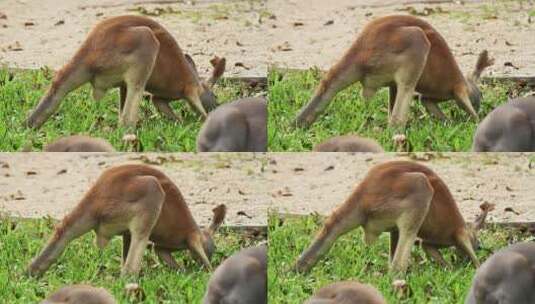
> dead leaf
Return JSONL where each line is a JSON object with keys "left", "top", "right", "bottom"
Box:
{"left": 504, "top": 207, "right": 520, "bottom": 215}
{"left": 235, "top": 62, "right": 250, "bottom": 70}
{"left": 504, "top": 62, "right": 520, "bottom": 70}
{"left": 237, "top": 211, "right": 252, "bottom": 219}
{"left": 274, "top": 41, "right": 292, "bottom": 52}
{"left": 273, "top": 187, "right": 292, "bottom": 197}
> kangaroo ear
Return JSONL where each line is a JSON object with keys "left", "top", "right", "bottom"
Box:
{"left": 474, "top": 202, "right": 495, "bottom": 230}
{"left": 208, "top": 204, "right": 226, "bottom": 235}
{"left": 470, "top": 50, "right": 494, "bottom": 82}
{"left": 207, "top": 56, "right": 226, "bottom": 88}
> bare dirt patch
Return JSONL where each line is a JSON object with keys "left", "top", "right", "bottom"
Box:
{"left": 0, "top": 1, "right": 532, "bottom": 78}
{"left": 0, "top": 153, "right": 270, "bottom": 226}
{"left": 267, "top": 153, "right": 535, "bottom": 223}
{"left": 0, "top": 0, "right": 268, "bottom": 77}
{"left": 266, "top": 0, "right": 535, "bottom": 77}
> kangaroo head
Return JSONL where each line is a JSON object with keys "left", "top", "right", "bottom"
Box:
{"left": 466, "top": 50, "right": 494, "bottom": 112}
{"left": 466, "top": 202, "right": 495, "bottom": 250}
{"left": 184, "top": 54, "right": 226, "bottom": 113}
{"left": 200, "top": 204, "right": 227, "bottom": 260}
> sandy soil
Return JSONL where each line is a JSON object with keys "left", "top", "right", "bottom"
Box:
{"left": 0, "top": 153, "right": 533, "bottom": 225}
{"left": 0, "top": 153, "right": 270, "bottom": 226}
{"left": 266, "top": 0, "right": 535, "bottom": 77}
{"left": 267, "top": 153, "right": 535, "bottom": 223}
{"left": 0, "top": 0, "right": 533, "bottom": 78}
{"left": 0, "top": 0, "right": 268, "bottom": 77}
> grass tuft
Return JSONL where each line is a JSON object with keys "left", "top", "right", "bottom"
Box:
{"left": 268, "top": 68, "right": 523, "bottom": 152}
{"left": 268, "top": 212, "right": 534, "bottom": 304}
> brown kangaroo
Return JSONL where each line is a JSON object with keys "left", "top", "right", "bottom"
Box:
{"left": 295, "top": 15, "right": 493, "bottom": 128}
{"left": 40, "top": 284, "right": 116, "bottom": 304}
{"left": 295, "top": 161, "right": 490, "bottom": 274}
{"left": 26, "top": 15, "right": 226, "bottom": 129}
{"left": 313, "top": 135, "right": 384, "bottom": 152}
{"left": 304, "top": 281, "right": 386, "bottom": 304}
{"left": 27, "top": 164, "right": 227, "bottom": 277}
{"left": 44, "top": 135, "right": 115, "bottom": 152}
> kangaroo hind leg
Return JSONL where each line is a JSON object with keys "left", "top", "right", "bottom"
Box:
{"left": 389, "top": 27, "right": 430, "bottom": 128}
{"left": 119, "top": 26, "right": 160, "bottom": 128}
{"left": 121, "top": 175, "right": 165, "bottom": 276}
{"left": 390, "top": 172, "right": 434, "bottom": 273}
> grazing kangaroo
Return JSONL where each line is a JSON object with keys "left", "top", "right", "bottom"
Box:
{"left": 295, "top": 161, "right": 489, "bottom": 274}
{"left": 40, "top": 284, "right": 116, "bottom": 304}
{"left": 27, "top": 164, "right": 226, "bottom": 277}
{"left": 197, "top": 97, "right": 267, "bottom": 152}
{"left": 466, "top": 242, "right": 535, "bottom": 304}
{"left": 26, "top": 15, "right": 226, "bottom": 129}
{"left": 313, "top": 135, "right": 384, "bottom": 152}
{"left": 203, "top": 244, "right": 267, "bottom": 304}
{"left": 44, "top": 135, "right": 115, "bottom": 152}
{"left": 473, "top": 96, "right": 535, "bottom": 152}
{"left": 304, "top": 281, "right": 386, "bottom": 304}
{"left": 295, "top": 15, "right": 493, "bottom": 128}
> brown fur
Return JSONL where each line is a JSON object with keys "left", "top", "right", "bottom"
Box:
{"left": 295, "top": 161, "right": 487, "bottom": 274}
{"left": 44, "top": 135, "right": 115, "bottom": 152}
{"left": 27, "top": 164, "right": 226, "bottom": 277}
{"left": 26, "top": 15, "right": 225, "bottom": 129}
{"left": 295, "top": 15, "right": 493, "bottom": 129}
{"left": 40, "top": 284, "right": 116, "bottom": 304}
{"left": 305, "top": 281, "right": 386, "bottom": 304}
{"left": 313, "top": 135, "right": 384, "bottom": 152}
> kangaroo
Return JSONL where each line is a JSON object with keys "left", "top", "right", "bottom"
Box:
{"left": 295, "top": 161, "right": 489, "bottom": 274}
{"left": 313, "top": 135, "right": 384, "bottom": 152}
{"left": 203, "top": 244, "right": 267, "bottom": 304}
{"left": 44, "top": 135, "right": 115, "bottom": 152}
{"left": 197, "top": 97, "right": 267, "bottom": 152}
{"left": 304, "top": 281, "right": 386, "bottom": 304}
{"left": 40, "top": 284, "right": 116, "bottom": 304}
{"left": 26, "top": 15, "right": 226, "bottom": 129}
{"left": 472, "top": 96, "right": 535, "bottom": 152}
{"left": 27, "top": 164, "right": 227, "bottom": 277}
{"left": 295, "top": 15, "right": 493, "bottom": 129}
{"left": 466, "top": 242, "right": 535, "bottom": 304}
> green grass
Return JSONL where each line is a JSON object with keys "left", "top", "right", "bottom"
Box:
{"left": 0, "top": 216, "right": 265, "bottom": 303}
{"left": 268, "top": 213, "right": 534, "bottom": 304}
{"left": 268, "top": 68, "right": 523, "bottom": 152}
{"left": 0, "top": 68, "right": 261, "bottom": 152}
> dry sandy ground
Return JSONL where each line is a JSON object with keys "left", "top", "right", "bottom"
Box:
{"left": 0, "top": 0, "right": 533, "bottom": 78}
{"left": 1, "top": 153, "right": 532, "bottom": 225}
{"left": 267, "top": 153, "right": 535, "bottom": 223}
{"left": 0, "top": 153, "right": 270, "bottom": 226}
{"left": 0, "top": 0, "right": 268, "bottom": 77}
{"left": 266, "top": 0, "right": 535, "bottom": 77}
